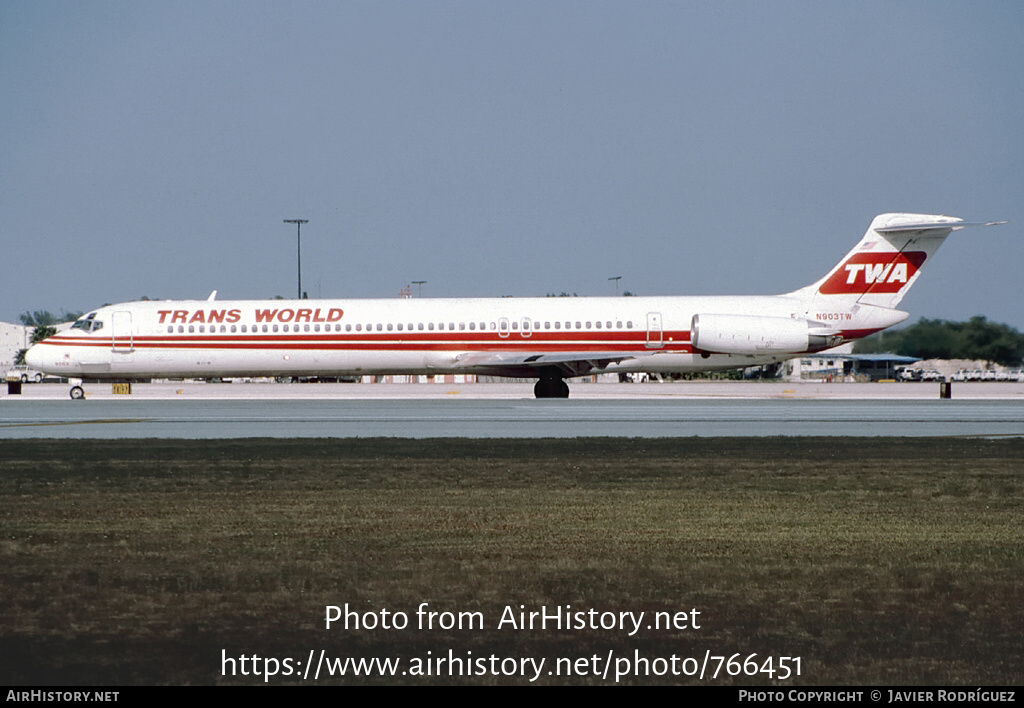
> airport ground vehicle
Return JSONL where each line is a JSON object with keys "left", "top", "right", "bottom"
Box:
{"left": 5, "top": 365, "right": 44, "bottom": 383}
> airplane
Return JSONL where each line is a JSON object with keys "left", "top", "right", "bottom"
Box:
{"left": 25, "top": 213, "right": 1003, "bottom": 400}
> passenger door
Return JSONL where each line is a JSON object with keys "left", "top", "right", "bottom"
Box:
{"left": 646, "top": 312, "right": 664, "bottom": 349}
{"left": 111, "top": 311, "right": 134, "bottom": 353}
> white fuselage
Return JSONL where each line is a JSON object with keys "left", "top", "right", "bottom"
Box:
{"left": 26, "top": 293, "right": 849, "bottom": 381}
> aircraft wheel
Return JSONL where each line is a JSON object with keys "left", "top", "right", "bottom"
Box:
{"left": 70, "top": 386, "right": 85, "bottom": 400}
{"left": 534, "top": 377, "right": 570, "bottom": 399}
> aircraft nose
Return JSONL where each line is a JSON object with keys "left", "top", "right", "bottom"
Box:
{"left": 24, "top": 344, "right": 48, "bottom": 371}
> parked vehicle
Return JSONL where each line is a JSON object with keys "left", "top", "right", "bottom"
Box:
{"left": 5, "top": 365, "right": 44, "bottom": 383}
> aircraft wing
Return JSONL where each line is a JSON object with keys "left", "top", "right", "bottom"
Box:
{"left": 452, "top": 351, "right": 644, "bottom": 377}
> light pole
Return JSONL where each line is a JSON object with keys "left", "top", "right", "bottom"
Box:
{"left": 608, "top": 276, "right": 622, "bottom": 296}
{"left": 412, "top": 280, "right": 427, "bottom": 297}
{"left": 283, "top": 219, "right": 308, "bottom": 299}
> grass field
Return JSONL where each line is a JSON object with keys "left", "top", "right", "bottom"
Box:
{"left": 1, "top": 437, "right": 1021, "bottom": 685}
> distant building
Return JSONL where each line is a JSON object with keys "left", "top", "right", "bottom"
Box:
{"left": 1, "top": 321, "right": 74, "bottom": 371}
{"left": 0, "top": 322, "right": 31, "bottom": 370}
{"left": 785, "top": 351, "right": 919, "bottom": 382}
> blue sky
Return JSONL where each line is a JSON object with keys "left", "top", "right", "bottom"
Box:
{"left": 2, "top": 1, "right": 1022, "bottom": 328}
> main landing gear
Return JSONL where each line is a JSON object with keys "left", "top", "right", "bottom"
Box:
{"left": 533, "top": 369, "right": 570, "bottom": 399}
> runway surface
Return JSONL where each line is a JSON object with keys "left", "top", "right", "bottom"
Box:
{"left": 2, "top": 382, "right": 1023, "bottom": 438}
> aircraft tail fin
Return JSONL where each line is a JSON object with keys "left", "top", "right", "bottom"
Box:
{"left": 789, "top": 213, "right": 1003, "bottom": 310}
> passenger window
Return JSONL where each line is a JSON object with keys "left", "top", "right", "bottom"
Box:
{"left": 189, "top": 326, "right": 195, "bottom": 333}
{"left": 595, "top": 321, "right": 601, "bottom": 329}
{"left": 167, "top": 326, "right": 173, "bottom": 334}
{"left": 273, "top": 325, "right": 279, "bottom": 333}
{"left": 428, "top": 323, "right": 434, "bottom": 331}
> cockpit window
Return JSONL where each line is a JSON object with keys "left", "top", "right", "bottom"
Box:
{"left": 70, "top": 315, "right": 103, "bottom": 333}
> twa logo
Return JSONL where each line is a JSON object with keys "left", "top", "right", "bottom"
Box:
{"left": 819, "top": 251, "right": 927, "bottom": 294}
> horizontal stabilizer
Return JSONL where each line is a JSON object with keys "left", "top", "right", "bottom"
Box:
{"left": 875, "top": 220, "right": 1006, "bottom": 234}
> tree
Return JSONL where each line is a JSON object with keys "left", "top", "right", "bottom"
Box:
{"left": 14, "top": 325, "right": 58, "bottom": 366}
{"left": 19, "top": 310, "right": 83, "bottom": 326}
{"left": 854, "top": 316, "right": 1024, "bottom": 366}
{"left": 30, "top": 325, "right": 57, "bottom": 345}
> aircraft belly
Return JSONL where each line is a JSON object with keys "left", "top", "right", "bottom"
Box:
{"left": 605, "top": 352, "right": 786, "bottom": 374}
